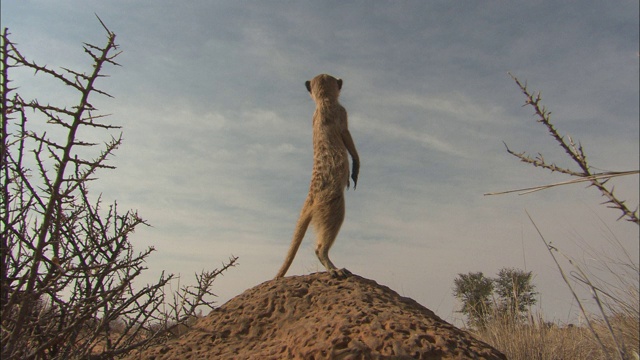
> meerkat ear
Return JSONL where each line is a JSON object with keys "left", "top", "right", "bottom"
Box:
{"left": 305, "top": 80, "right": 312, "bottom": 93}
{"left": 337, "top": 78, "right": 343, "bottom": 90}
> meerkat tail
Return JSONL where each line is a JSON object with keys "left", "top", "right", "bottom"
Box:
{"left": 275, "top": 201, "right": 313, "bottom": 278}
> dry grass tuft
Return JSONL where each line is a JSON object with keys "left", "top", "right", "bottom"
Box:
{"left": 473, "top": 313, "right": 638, "bottom": 360}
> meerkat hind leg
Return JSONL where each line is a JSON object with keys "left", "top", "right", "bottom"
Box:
{"left": 314, "top": 196, "right": 350, "bottom": 278}
{"left": 316, "top": 240, "right": 351, "bottom": 279}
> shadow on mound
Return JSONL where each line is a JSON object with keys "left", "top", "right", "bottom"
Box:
{"left": 126, "top": 272, "right": 506, "bottom": 359}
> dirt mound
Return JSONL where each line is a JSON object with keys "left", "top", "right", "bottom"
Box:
{"left": 127, "top": 272, "right": 505, "bottom": 359}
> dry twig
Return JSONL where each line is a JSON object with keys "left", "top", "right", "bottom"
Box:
{"left": 492, "top": 74, "right": 639, "bottom": 225}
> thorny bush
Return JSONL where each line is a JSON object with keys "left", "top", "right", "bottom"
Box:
{"left": 1, "top": 19, "right": 237, "bottom": 360}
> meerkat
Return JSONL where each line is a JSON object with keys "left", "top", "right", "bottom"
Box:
{"left": 275, "top": 74, "right": 360, "bottom": 279}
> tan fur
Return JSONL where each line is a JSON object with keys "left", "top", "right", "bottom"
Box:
{"left": 275, "top": 74, "right": 360, "bottom": 279}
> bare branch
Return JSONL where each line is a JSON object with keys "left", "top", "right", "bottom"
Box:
{"left": 500, "top": 74, "right": 639, "bottom": 225}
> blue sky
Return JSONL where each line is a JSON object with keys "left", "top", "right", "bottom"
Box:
{"left": 3, "top": 1, "right": 638, "bottom": 324}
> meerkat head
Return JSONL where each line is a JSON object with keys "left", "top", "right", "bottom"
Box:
{"left": 305, "top": 74, "right": 342, "bottom": 101}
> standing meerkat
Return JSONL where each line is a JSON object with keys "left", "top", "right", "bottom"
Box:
{"left": 275, "top": 74, "right": 360, "bottom": 279}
